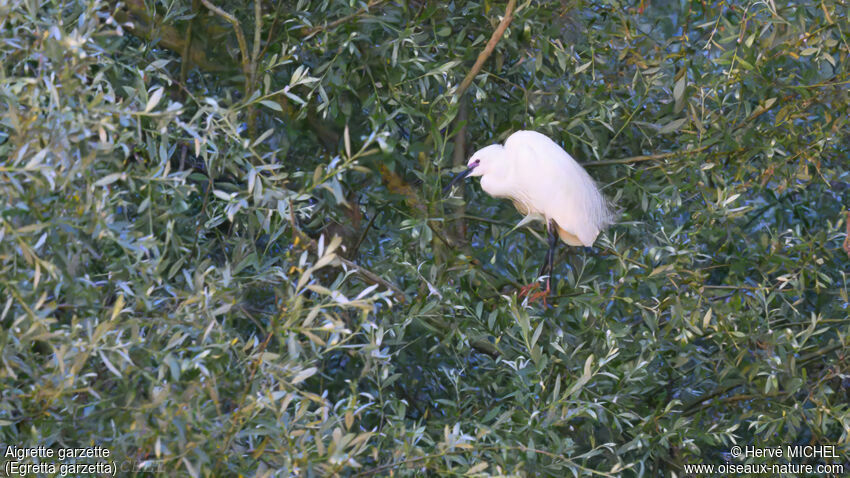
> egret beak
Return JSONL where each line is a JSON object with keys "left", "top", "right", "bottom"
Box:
{"left": 443, "top": 164, "right": 477, "bottom": 194}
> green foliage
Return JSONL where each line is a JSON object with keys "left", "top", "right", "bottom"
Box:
{"left": 1, "top": 0, "right": 848, "bottom": 476}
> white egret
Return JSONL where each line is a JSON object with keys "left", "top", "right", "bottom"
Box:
{"left": 446, "top": 130, "right": 615, "bottom": 304}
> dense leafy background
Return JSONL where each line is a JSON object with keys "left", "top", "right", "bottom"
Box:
{"left": 2, "top": 0, "right": 849, "bottom": 476}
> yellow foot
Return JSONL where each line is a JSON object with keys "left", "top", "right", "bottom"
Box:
{"left": 528, "top": 289, "right": 551, "bottom": 308}
{"left": 517, "top": 282, "right": 539, "bottom": 298}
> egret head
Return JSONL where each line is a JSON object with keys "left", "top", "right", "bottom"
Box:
{"left": 466, "top": 144, "right": 504, "bottom": 177}
{"left": 444, "top": 144, "right": 505, "bottom": 193}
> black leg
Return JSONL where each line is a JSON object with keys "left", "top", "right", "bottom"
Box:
{"left": 545, "top": 220, "right": 558, "bottom": 292}
{"left": 524, "top": 221, "right": 560, "bottom": 305}
{"left": 537, "top": 223, "right": 553, "bottom": 276}
{"left": 538, "top": 252, "right": 550, "bottom": 278}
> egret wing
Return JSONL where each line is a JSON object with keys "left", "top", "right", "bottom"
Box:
{"left": 505, "top": 131, "right": 609, "bottom": 246}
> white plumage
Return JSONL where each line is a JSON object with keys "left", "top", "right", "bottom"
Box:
{"left": 466, "top": 130, "right": 615, "bottom": 247}
{"left": 446, "top": 130, "right": 615, "bottom": 304}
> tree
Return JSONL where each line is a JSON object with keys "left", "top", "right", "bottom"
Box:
{"left": 1, "top": 0, "right": 848, "bottom": 475}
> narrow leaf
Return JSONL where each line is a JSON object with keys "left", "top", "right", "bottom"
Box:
{"left": 144, "top": 87, "right": 164, "bottom": 113}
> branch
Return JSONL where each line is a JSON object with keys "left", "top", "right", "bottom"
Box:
{"left": 446, "top": 1, "right": 515, "bottom": 244}
{"left": 450, "top": 100, "right": 469, "bottom": 243}
{"left": 455, "top": 0, "right": 517, "bottom": 99}
{"left": 288, "top": 202, "right": 406, "bottom": 303}
{"left": 251, "top": 0, "right": 262, "bottom": 68}
{"left": 199, "top": 0, "right": 251, "bottom": 80}
{"left": 180, "top": 0, "right": 200, "bottom": 82}
{"left": 257, "top": 1, "right": 284, "bottom": 61}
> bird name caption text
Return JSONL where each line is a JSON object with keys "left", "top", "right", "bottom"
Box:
{"left": 3, "top": 445, "right": 165, "bottom": 476}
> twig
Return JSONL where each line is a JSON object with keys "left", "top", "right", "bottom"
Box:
{"left": 215, "top": 312, "right": 278, "bottom": 469}
{"left": 843, "top": 212, "right": 850, "bottom": 258}
{"left": 455, "top": 0, "right": 517, "bottom": 99}
{"left": 356, "top": 445, "right": 613, "bottom": 477}
{"left": 288, "top": 201, "right": 406, "bottom": 303}
{"left": 581, "top": 143, "right": 714, "bottom": 167}
{"left": 681, "top": 379, "right": 746, "bottom": 412}
{"left": 353, "top": 453, "right": 446, "bottom": 477}
{"left": 257, "top": 1, "right": 285, "bottom": 61}
{"left": 513, "top": 445, "right": 617, "bottom": 477}
{"left": 422, "top": 313, "right": 503, "bottom": 358}
{"left": 600, "top": 93, "right": 647, "bottom": 159}
{"left": 686, "top": 389, "right": 796, "bottom": 416}
{"left": 338, "top": 256, "right": 406, "bottom": 303}
{"left": 799, "top": 343, "right": 845, "bottom": 367}
{"left": 302, "top": 0, "right": 384, "bottom": 38}
{"left": 350, "top": 210, "right": 380, "bottom": 258}
{"left": 180, "top": 0, "right": 200, "bottom": 83}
